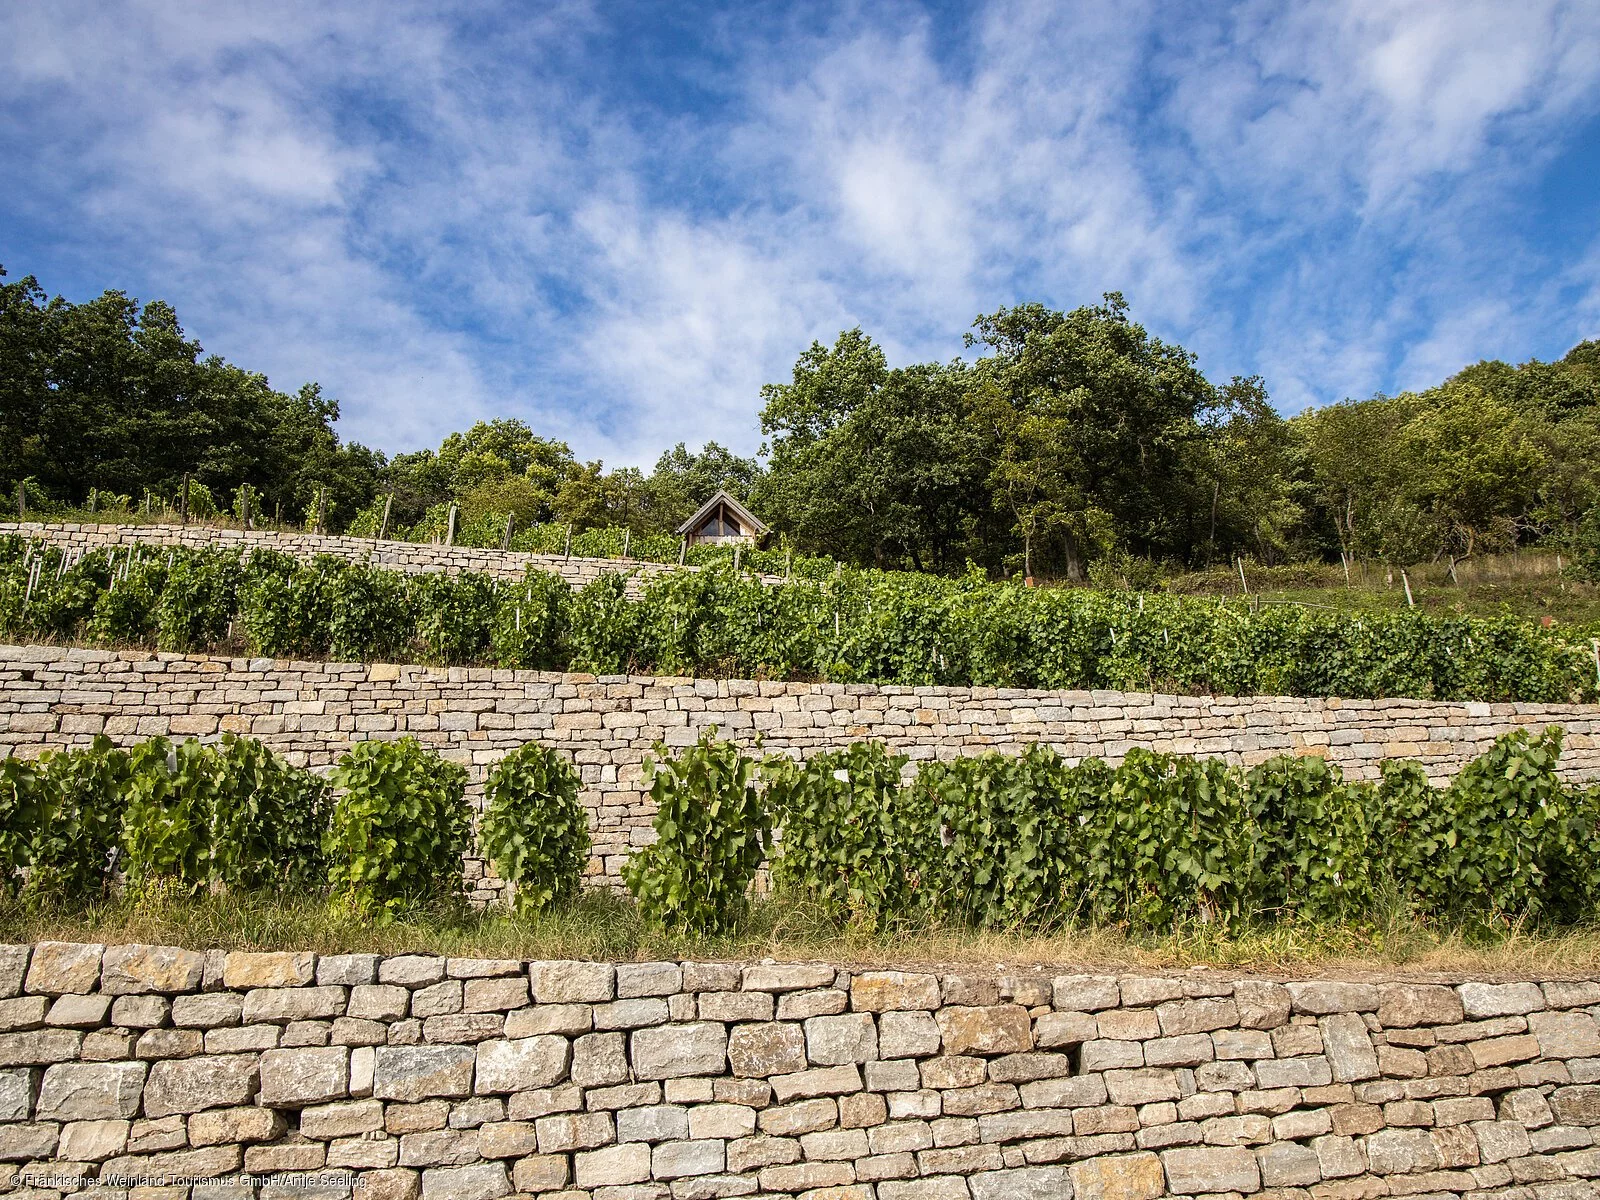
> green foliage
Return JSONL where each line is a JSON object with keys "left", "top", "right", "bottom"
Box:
{"left": 0, "top": 756, "right": 45, "bottom": 894}
{"left": 568, "top": 574, "right": 638, "bottom": 675}
{"left": 1246, "top": 754, "right": 1375, "bottom": 921}
{"left": 155, "top": 550, "right": 240, "bottom": 651}
{"left": 119, "top": 735, "right": 328, "bottom": 893}
{"left": 491, "top": 569, "right": 571, "bottom": 670}
{"left": 326, "top": 738, "right": 470, "bottom": 913}
{"left": 27, "top": 737, "right": 129, "bottom": 901}
{"left": 328, "top": 562, "right": 413, "bottom": 662}
{"left": 764, "top": 742, "right": 909, "bottom": 924}
{"left": 623, "top": 732, "right": 771, "bottom": 934}
{"left": 480, "top": 744, "right": 589, "bottom": 914}
{"left": 410, "top": 571, "right": 498, "bottom": 664}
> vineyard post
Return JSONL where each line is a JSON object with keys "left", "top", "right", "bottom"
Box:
{"left": 180, "top": 473, "right": 190, "bottom": 525}
{"left": 1236, "top": 557, "right": 1248, "bottom": 595}
{"left": 734, "top": 545, "right": 741, "bottom": 574}
{"left": 1340, "top": 550, "right": 1351, "bottom": 588}
{"left": 378, "top": 489, "right": 393, "bottom": 541}
{"left": 88, "top": 488, "right": 97, "bottom": 514}
{"left": 316, "top": 487, "right": 329, "bottom": 535}
{"left": 563, "top": 523, "right": 572, "bottom": 558}
{"left": 501, "top": 513, "right": 515, "bottom": 551}
{"left": 622, "top": 528, "right": 631, "bottom": 559}
{"left": 274, "top": 501, "right": 281, "bottom": 527}
{"left": 445, "top": 503, "right": 459, "bottom": 547}
{"left": 239, "top": 487, "right": 250, "bottom": 530}
{"left": 1592, "top": 638, "right": 1599, "bottom": 689}
{"left": 678, "top": 537, "right": 687, "bottom": 566}
{"left": 1402, "top": 570, "right": 1415, "bottom": 607}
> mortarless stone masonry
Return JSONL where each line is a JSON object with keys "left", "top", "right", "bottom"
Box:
{"left": 0, "top": 521, "right": 785, "bottom": 592}
{"left": 2, "top": 942, "right": 1600, "bottom": 1200}
{"left": 0, "top": 646, "right": 1597, "bottom": 901}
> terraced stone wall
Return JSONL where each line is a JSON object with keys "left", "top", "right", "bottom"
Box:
{"left": 0, "top": 521, "right": 781, "bottom": 591}
{"left": 2, "top": 646, "right": 1598, "bottom": 901}
{"left": 2, "top": 943, "right": 1600, "bottom": 1200}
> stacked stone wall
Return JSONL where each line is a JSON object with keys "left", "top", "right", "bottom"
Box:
{"left": 3, "top": 942, "right": 1600, "bottom": 1200}
{"left": 0, "top": 522, "right": 783, "bottom": 591}
{"left": 1, "top": 646, "right": 1598, "bottom": 901}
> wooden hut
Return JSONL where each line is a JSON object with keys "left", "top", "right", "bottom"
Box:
{"left": 676, "top": 490, "right": 769, "bottom": 548}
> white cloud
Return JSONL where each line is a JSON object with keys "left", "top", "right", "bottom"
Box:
{"left": 2, "top": 0, "right": 1598, "bottom": 470}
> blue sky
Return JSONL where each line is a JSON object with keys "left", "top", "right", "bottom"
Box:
{"left": 4, "top": 0, "right": 1600, "bottom": 467}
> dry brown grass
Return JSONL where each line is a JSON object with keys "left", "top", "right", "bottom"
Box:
{"left": 5, "top": 890, "right": 1598, "bottom": 983}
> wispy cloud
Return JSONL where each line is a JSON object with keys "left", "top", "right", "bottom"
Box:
{"left": 3, "top": 0, "right": 1598, "bottom": 464}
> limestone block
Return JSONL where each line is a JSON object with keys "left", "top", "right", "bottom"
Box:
{"left": 531, "top": 960, "right": 617, "bottom": 1003}
{"left": 144, "top": 1054, "right": 256, "bottom": 1116}
{"left": 1069, "top": 1151, "right": 1167, "bottom": 1200}
{"left": 807, "top": 1013, "right": 879, "bottom": 1065}
{"left": 936, "top": 1006, "right": 1032, "bottom": 1056}
{"left": 851, "top": 972, "right": 942, "bottom": 1013}
{"left": 100, "top": 944, "right": 206, "bottom": 995}
{"left": 728, "top": 1022, "right": 807, "bottom": 1077}
{"left": 475, "top": 1035, "right": 569, "bottom": 1093}
{"left": 375, "top": 1045, "right": 477, "bottom": 1102}
{"left": 1161, "top": 1144, "right": 1262, "bottom": 1193}
{"left": 36, "top": 1062, "right": 147, "bottom": 1120}
{"left": 259, "top": 1045, "right": 350, "bottom": 1107}
{"left": 24, "top": 941, "right": 103, "bottom": 995}
{"left": 633, "top": 1023, "right": 728, "bottom": 1079}
{"left": 222, "top": 950, "right": 316, "bottom": 989}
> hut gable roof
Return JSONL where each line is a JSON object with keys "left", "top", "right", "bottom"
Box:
{"left": 675, "top": 490, "right": 769, "bottom": 537}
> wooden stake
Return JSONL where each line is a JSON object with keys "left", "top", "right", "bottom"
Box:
{"left": 1341, "top": 551, "right": 1351, "bottom": 588}
{"left": 180, "top": 473, "right": 190, "bottom": 525}
{"left": 1236, "top": 557, "right": 1248, "bottom": 595}
{"left": 677, "top": 538, "right": 686, "bottom": 566}
{"left": 1401, "top": 570, "right": 1415, "bottom": 607}
{"left": 562, "top": 522, "right": 572, "bottom": 558}
{"left": 15, "top": 481, "right": 24, "bottom": 519}
{"left": 622, "top": 528, "right": 631, "bottom": 559}
{"left": 316, "top": 488, "right": 329, "bottom": 535}
{"left": 378, "top": 490, "right": 393, "bottom": 540}
{"left": 445, "top": 503, "right": 459, "bottom": 547}
{"left": 501, "top": 513, "right": 515, "bottom": 552}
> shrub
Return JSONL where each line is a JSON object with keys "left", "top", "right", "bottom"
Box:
{"left": 765, "top": 742, "right": 909, "bottom": 924}
{"left": 0, "top": 756, "right": 45, "bottom": 895}
{"left": 326, "top": 738, "right": 470, "bottom": 913}
{"left": 623, "top": 731, "right": 770, "bottom": 933}
{"left": 491, "top": 569, "right": 571, "bottom": 670}
{"left": 1245, "top": 754, "right": 1376, "bottom": 921}
{"left": 568, "top": 574, "right": 637, "bottom": 674}
{"left": 410, "top": 571, "right": 497, "bottom": 664}
{"left": 480, "top": 744, "right": 589, "bottom": 913}
{"left": 155, "top": 550, "right": 240, "bottom": 651}
{"left": 329, "top": 562, "right": 413, "bottom": 662}
{"left": 27, "top": 737, "right": 129, "bottom": 901}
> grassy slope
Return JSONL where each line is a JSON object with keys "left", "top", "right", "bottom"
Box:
{"left": 1160, "top": 552, "right": 1600, "bottom": 627}
{"left": 7, "top": 891, "right": 1600, "bottom": 981}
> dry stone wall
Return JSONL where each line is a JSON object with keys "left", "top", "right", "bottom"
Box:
{"left": 0, "top": 521, "right": 784, "bottom": 591}
{"left": 3, "top": 942, "right": 1600, "bottom": 1200}
{"left": 2, "top": 646, "right": 1598, "bottom": 900}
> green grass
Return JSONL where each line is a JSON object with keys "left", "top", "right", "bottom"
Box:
{"left": 6, "top": 888, "right": 1600, "bottom": 979}
{"left": 1162, "top": 551, "right": 1600, "bottom": 626}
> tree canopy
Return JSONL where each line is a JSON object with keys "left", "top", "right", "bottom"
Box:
{"left": 4, "top": 263, "right": 1597, "bottom": 579}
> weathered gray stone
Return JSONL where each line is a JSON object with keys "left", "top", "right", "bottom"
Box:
{"left": 375, "top": 1045, "right": 477, "bottom": 1102}
{"left": 1284, "top": 982, "right": 1379, "bottom": 1014}
{"left": 188, "top": 1104, "right": 286, "bottom": 1145}
{"left": 572, "top": 1031, "right": 631, "bottom": 1087}
{"left": 0, "top": 946, "right": 28, "bottom": 999}
{"left": 1320, "top": 1012, "right": 1379, "bottom": 1082}
{"left": 110, "top": 993, "right": 169, "bottom": 1028}
{"left": 1156, "top": 999, "right": 1238, "bottom": 1036}
{"left": 302, "top": 1098, "right": 386, "bottom": 1139}
{"left": 1459, "top": 982, "right": 1546, "bottom": 1019}
{"left": 1035, "top": 1011, "right": 1098, "bottom": 1047}
{"left": 530, "top": 960, "right": 616, "bottom": 1003}
{"left": 807, "top": 1013, "right": 879, "bottom": 1064}
{"left": 46, "top": 992, "right": 112, "bottom": 1027}
{"left": 852, "top": 972, "right": 942, "bottom": 1012}
{"left": 318, "top": 954, "right": 381, "bottom": 986}
{"left": 969, "top": 1165, "right": 1069, "bottom": 1200}
{"left": 0, "top": 1121, "right": 60, "bottom": 1162}
{"left": 1257, "top": 1140, "right": 1322, "bottom": 1186}
{"left": 536, "top": 1110, "right": 616, "bottom": 1152}
{"left": 144, "top": 1054, "right": 256, "bottom": 1116}
{"left": 173, "top": 991, "right": 243, "bottom": 1028}
{"left": 728, "top": 1022, "right": 807, "bottom": 1077}
{"left": 1364, "top": 1126, "right": 1442, "bottom": 1174}
{"left": 380, "top": 955, "right": 446, "bottom": 988}
{"left": 936, "top": 1006, "right": 1032, "bottom": 1055}
{"left": 260, "top": 1045, "right": 349, "bottom": 1107}
{"left": 1378, "top": 985, "right": 1463, "bottom": 1028}
{"left": 0, "top": 1068, "right": 30, "bottom": 1120}
{"left": 633, "top": 1022, "right": 728, "bottom": 1079}
{"left": 1530, "top": 1011, "right": 1600, "bottom": 1059}
{"left": 36, "top": 1062, "right": 146, "bottom": 1120}
{"left": 1232, "top": 981, "right": 1292, "bottom": 1029}
{"left": 1053, "top": 975, "right": 1121, "bottom": 1012}
{"left": 475, "top": 1035, "right": 569, "bottom": 1093}
{"left": 880, "top": 1010, "right": 941, "bottom": 1059}
{"left": 653, "top": 1137, "right": 726, "bottom": 1179}
{"left": 241, "top": 984, "right": 346, "bottom": 1023}
{"left": 24, "top": 941, "right": 103, "bottom": 994}
{"left": 420, "top": 1162, "right": 510, "bottom": 1200}
{"left": 1161, "top": 1144, "right": 1261, "bottom": 1193}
